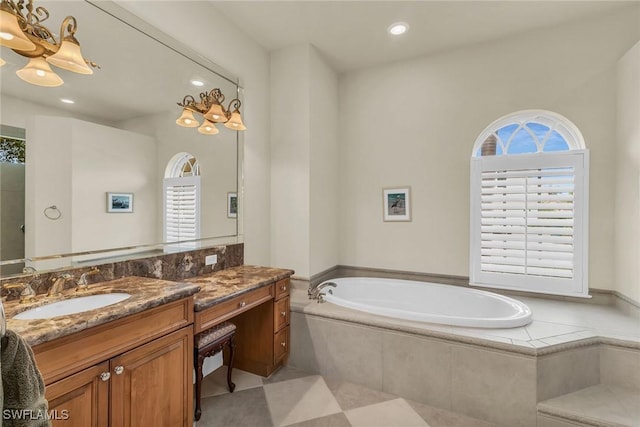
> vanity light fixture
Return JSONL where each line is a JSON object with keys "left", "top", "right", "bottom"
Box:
{"left": 176, "top": 88, "right": 246, "bottom": 134}
{"left": 0, "top": 0, "right": 98, "bottom": 87}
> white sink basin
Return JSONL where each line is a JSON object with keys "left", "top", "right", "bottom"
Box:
{"left": 13, "top": 293, "right": 131, "bottom": 320}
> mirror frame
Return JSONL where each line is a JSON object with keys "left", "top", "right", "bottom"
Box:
{"left": 0, "top": 0, "right": 244, "bottom": 277}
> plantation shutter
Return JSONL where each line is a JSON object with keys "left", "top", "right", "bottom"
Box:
{"left": 163, "top": 176, "right": 200, "bottom": 244}
{"left": 470, "top": 151, "right": 588, "bottom": 297}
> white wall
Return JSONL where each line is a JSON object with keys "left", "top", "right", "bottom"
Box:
{"left": 270, "top": 45, "right": 311, "bottom": 277}
{"left": 309, "top": 47, "right": 339, "bottom": 276}
{"left": 615, "top": 41, "right": 640, "bottom": 302}
{"left": 117, "top": 1, "right": 272, "bottom": 266}
{"left": 338, "top": 5, "right": 640, "bottom": 291}
{"left": 270, "top": 44, "right": 339, "bottom": 279}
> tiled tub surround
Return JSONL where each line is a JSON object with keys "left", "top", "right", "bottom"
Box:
{"left": 0, "top": 243, "right": 243, "bottom": 301}
{"left": 3, "top": 276, "right": 200, "bottom": 346}
{"left": 289, "top": 285, "right": 640, "bottom": 426}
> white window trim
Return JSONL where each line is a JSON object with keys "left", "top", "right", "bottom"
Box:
{"left": 470, "top": 150, "right": 589, "bottom": 298}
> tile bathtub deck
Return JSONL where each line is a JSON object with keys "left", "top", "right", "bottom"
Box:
{"left": 196, "top": 365, "right": 501, "bottom": 427}
{"left": 290, "top": 288, "right": 640, "bottom": 353}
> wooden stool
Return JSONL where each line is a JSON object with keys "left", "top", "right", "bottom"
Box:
{"left": 194, "top": 321, "right": 237, "bottom": 421}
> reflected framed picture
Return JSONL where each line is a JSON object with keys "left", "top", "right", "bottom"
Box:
{"left": 383, "top": 187, "right": 411, "bottom": 222}
{"left": 227, "top": 192, "right": 238, "bottom": 218}
{"left": 107, "top": 192, "right": 133, "bottom": 213}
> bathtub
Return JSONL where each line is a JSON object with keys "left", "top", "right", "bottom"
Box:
{"left": 319, "top": 277, "right": 532, "bottom": 328}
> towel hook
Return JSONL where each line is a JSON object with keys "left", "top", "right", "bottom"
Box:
{"left": 44, "top": 205, "right": 62, "bottom": 220}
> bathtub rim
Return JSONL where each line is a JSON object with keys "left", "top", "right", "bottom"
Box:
{"left": 320, "top": 276, "right": 534, "bottom": 329}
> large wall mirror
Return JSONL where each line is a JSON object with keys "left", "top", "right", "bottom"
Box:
{"left": 0, "top": 1, "right": 243, "bottom": 277}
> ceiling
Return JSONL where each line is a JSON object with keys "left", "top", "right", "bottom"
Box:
{"left": 211, "top": 1, "right": 632, "bottom": 73}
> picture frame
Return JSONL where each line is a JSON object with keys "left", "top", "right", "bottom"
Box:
{"left": 383, "top": 187, "right": 411, "bottom": 222}
{"left": 227, "top": 192, "right": 238, "bottom": 218}
{"left": 106, "top": 192, "right": 133, "bottom": 213}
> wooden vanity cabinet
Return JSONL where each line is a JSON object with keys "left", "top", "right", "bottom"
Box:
{"left": 35, "top": 298, "right": 194, "bottom": 427}
{"left": 230, "top": 278, "right": 290, "bottom": 377}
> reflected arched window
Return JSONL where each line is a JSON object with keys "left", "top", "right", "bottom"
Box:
{"left": 164, "top": 153, "right": 201, "bottom": 246}
{"left": 470, "top": 110, "right": 589, "bottom": 298}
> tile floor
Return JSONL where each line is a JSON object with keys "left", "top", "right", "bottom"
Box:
{"left": 196, "top": 365, "right": 500, "bottom": 427}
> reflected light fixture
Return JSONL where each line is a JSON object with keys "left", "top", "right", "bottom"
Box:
{"left": 0, "top": 57, "right": 5, "bottom": 66}
{"left": 388, "top": 22, "right": 409, "bottom": 36}
{"left": 176, "top": 88, "right": 246, "bottom": 135}
{"left": 0, "top": 0, "right": 98, "bottom": 87}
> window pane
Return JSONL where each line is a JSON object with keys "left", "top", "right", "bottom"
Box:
{"left": 496, "top": 123, "right": 519, "bottom": 145}
{"left": 507, "top": 127, "right": 538, "bottom": 154}
{"left": 525, "top": 122, "right": 550, "bottom": 144}
{"left": 542, "top": 130, "right": 570, "bottom": 152}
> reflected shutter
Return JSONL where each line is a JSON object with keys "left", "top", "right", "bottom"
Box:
{"left": 163, "top": 176, "right": 200, "bottom": 243}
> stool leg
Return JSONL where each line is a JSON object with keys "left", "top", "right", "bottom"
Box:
{"left": 227, "top": 335, "right": 236, "bottom": 393}
{"left": 194, "top": 351, "right": 204, "bottom": 421}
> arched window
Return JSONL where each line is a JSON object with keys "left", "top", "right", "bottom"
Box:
{"left": 470, "top": 110, "right": 589, "bottom": 297}
{"left": 163, "top": 153, "right": 201, "bottom": 246}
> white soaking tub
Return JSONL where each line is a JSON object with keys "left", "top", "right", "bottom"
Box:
{"left": 319, "top": 277, "right": 532, "bottom": 328}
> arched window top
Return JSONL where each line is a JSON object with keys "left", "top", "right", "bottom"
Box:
{"left": 472, "top": 110, "right": 585, "bottom": 157}
{"left": 164, "top": 152, "right": 200, "bottom": 178}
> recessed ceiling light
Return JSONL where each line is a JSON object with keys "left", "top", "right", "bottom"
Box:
{"left": 191, "top": 80, "right": 204, "bottom": 87}
{"left": 388, "top": 22, "right": 409, "bottom": 36}
{"left": 60, "top": 98, "right": 75, "bottom": 104}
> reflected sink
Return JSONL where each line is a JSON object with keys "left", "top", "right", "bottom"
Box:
{"left": 13, "top": 293, "right": 131, "bottom": 320}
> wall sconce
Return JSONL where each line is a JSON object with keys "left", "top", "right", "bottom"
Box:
{"left": 176, "top": 88, "right": 246, "bottom": 135}
{"left": 0, "top": 0, "right": 98, "bottom": 87}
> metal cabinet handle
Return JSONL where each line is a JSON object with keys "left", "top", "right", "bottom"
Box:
{"left": 280, "top": 311, "right": 286, "bottom": 317}
{"left": 281, "top": 285, "right": 287, "bottom": 291}
{"left": 100, "top": 372, "right": 111, "bottom": 382}
{"left": 239, "top": 301, "right": 246, "bottom": 308}
{"left": 114, "top": 366, "right": 124, "bottom": 375}
{"left": 280, "top": 341, "right": 286, "bottom": 348}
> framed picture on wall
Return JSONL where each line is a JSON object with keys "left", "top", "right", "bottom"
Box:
{"left": 107, "top": 192, "right": 133, "bottom": 213}
{"left": 227, "top": 192, "right": 238, "bottom": 218}
{"left": 383, "top": 187, "right": 411, "bottom": 222}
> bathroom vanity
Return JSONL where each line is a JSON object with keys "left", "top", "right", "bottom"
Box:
{"left": 3, "top": 265, "right": 293, "bottom": 426}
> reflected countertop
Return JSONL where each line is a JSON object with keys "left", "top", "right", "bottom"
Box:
{"left": 4, "top": 276, "right": 200, "bottom": 347}
{"left": 183, "top": 265, "right": 295, "bottom": 312}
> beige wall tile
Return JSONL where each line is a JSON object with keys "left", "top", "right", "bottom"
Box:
{"left": 451, "top": 345, "right": 537, "bottom": 427}
{"left": 382, "top": 331, "right": 452, "bottom": 410}
{"left": 600, "top": 345, "right": 640, "bottom": 390}
{"left": 537, "top": 346, "right": 600, "bottom": 401}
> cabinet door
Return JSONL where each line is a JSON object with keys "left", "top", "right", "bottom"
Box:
{"left": 46, "top": 362, "right": 109, "bottom": 427}
{"left": 109, "top": 326, "right": 193, "bottom": 427}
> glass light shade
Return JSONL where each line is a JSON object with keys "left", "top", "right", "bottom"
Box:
{"left": 198, "top": 120, "right": 219, "bottom": 135}
{"left": 16, "top": 57, "right": 63, "bottom": 87}
{"left": 203, "top": 103, "right": 227, "bottom": 122}
{"left": 0, "top": 8, "right": 36, "bottom": 51}
{"left": 0, "top": 57, "right": 5, "bottom": 67}
{"left": 46, "top": 38, "right": 93, "bottom": 75}
{"left": 175, "top": 108, "right": 200, "bottom": 128}
{"left": 223, "top": 109, "right": 246, "bottom": 131}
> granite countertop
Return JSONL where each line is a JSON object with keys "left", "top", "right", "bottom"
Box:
{"left": 183, "top": 265, "right": 295, "bottom": 311}
{"left": 4, "top": 276, "right": 200, "bottom": 347}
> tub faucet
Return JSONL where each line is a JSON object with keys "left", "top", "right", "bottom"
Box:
{"left": 308, "top": 282, "right": 336, "bottom": 303}
{"left": 48, "top": 273, "right": 74, "bottom": 297}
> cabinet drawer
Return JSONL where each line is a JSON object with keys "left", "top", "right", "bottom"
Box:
{"left": 274, "top": 326, "right": 289, "bottom": 365}
{"left": 275, "top": 278, "right": 290, "bottom": 300}
{"left": 195, "top": 285, "right": 274, "bottom": 333}
{"left": 273, "top": 296, "right": 289, "bottom": 332}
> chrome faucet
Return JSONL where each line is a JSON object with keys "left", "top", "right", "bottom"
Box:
{"left": 48, "top": 273, "right": 74, "bottom": 297}
{"left": 308, "top": 282, "right": 337, "bottom": 303}
{"left": 76, "top": 267, "right": 100, "bottom": 292}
